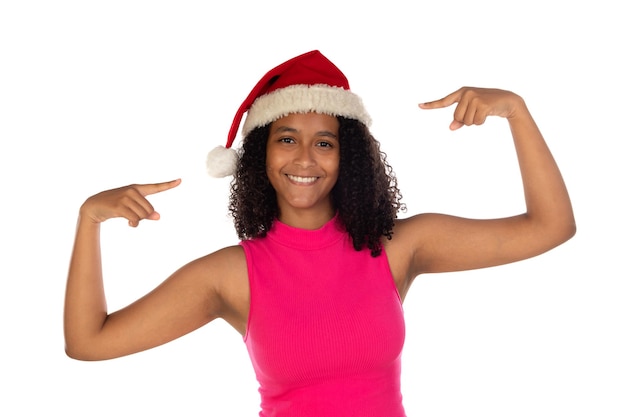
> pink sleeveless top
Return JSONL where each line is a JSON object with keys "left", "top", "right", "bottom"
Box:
{"left": 241, "top": 216, "right": 406, "bottom": 417}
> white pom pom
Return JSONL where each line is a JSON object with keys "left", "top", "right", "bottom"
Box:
{"left": 206, "top": 146, "right": 238, "bottom": 177}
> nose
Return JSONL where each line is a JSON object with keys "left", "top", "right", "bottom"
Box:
{"left": 294, "top": 145, "right": 316, "bottom": 168}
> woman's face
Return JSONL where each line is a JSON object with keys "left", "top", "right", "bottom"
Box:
{"left": 266, "top": 112, "right": 340, "bottom": 217}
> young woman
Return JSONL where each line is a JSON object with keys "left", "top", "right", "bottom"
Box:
{"left": 64, "top": 50, "right": 575, "bottom": 416}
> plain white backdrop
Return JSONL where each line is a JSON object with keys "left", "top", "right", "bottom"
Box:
{"left": 1, "top": 1, "right": 624, "bottom": 416}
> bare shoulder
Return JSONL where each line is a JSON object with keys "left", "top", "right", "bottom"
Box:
{"left": 386, "top": 213, "right": 438, "bottom": 255}
{"left": 195, "top": 245, "right": 249, "bottom": 335}
{"left": 196, "top": 244, "right": 247, "bottom": 273}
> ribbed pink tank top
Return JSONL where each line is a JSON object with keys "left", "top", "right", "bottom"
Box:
{"left": 241, "top": 215, "right": 406, "bottom": 417}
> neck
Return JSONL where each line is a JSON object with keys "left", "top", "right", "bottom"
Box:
{"left": 277, "top": 207, "right": 336, "bottom": 230}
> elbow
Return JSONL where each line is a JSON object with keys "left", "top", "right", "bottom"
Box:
{"left": 65, "top": 344, "right": 93, "bottom": 361}
{"left": 65, "top": 349, "right": 83, "bottom": 361}
{"left": 566, "top": 218, "right": 577, "bottom": 241}
{"left": 64, "top": 322, "right": 112, "bottom": 361}
{"left": 560, "top": 209, "right": 577, "bottom": 242}
{"left": 562, "top": 219, "right": 577, "bottom": 245}
{"left": 65, "top": 348, "right": 108, "bottom": 362}
{"left": 559, "top": 200, "right": 577, "bottom": 243}
{"left": 526, "top": 212, "right": 576, "bottom": 255}
{"left": 64, "top": 332, "right": 88, "bottom": 361}
{"left": 64, "top": 340, "right": 108, "bottom": 362}
{"left": 550, "top": 215, "right": 577, "bottom": 249}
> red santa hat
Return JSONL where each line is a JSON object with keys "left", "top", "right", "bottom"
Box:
{"left": 206, "top": 50, "right": 371, "bottom": 177}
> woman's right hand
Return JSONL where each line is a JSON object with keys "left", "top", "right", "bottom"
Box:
{"left": 80, "top": 179, "right": 181, "bottom": 227}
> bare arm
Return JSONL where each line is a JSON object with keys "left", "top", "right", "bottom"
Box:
{"left": 63, "top": 180, "right": 248, "bottom": 360}
{"left": 387, "top": 88, "right": 576, "bottom": 292}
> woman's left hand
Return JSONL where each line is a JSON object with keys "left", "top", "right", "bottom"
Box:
{"left": 419, "top": 87, "right": 525, "bottom": 130}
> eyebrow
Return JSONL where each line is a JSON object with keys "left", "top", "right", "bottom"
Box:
{"left": 271, "top": 125, "right": 338, "bottom": 139}
{"left": 272, "top": 126, "right": 298, "bottom": 135}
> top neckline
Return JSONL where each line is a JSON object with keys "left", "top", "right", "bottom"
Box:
{"left": 267, "top": 214, "right": 344, "bottom": 250}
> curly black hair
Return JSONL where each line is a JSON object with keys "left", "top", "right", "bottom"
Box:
{"left": 228, "top": 116, "right": 404, "bottom": 257}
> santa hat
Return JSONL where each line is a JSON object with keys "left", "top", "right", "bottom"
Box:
{"left": 206, "top": 50, "right": 371, "bottom": 177}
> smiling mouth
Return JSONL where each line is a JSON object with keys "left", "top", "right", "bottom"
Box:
{"left": 286, "top": 174, "right": 319, "bottom": 184}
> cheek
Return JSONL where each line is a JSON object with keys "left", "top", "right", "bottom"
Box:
{"left": 265, "top": 164, "right": 281, "bottom": 188}
{"left": 328, "top": 155, "right": 341, "bottom": 176}
{"left": 265, "top": 148, "right": 289, "bottom": 174}
{"left": 265, "top": 148, "right": 280, "bottom": 169}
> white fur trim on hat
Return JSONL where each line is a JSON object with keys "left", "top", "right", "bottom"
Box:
{"left": 241, "top": 84, "right": 371, "bottom": 137}
{"left": 206, "top": 145, "right": 238, "bottom": 178}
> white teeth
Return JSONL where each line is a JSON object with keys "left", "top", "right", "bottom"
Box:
{"left": 287, "top": 174, "right": 318, "bottom": 184}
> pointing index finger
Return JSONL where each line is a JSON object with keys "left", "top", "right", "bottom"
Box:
{"left": 419, "top": 88, "right": 464, "bottom": 110}
{"left": 137, "top": 178, "right": 182, "bottom": 197}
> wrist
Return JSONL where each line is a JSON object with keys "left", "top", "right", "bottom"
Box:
{"left": 77, "top": 209, "right": 102, "bottom": 228}
{"left": 507, "top": 95, "right": 530, "bottom": 122}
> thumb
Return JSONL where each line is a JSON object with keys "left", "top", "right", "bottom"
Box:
{"left": 146, "top": 212, "right": 161, "bottom": 221}
{"left": 127, "top": 211, "right": 160, "bottom": 227}
{"left": 449, "top": 120, "right": 464, "bottom": 131}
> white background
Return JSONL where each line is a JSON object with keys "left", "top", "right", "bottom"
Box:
{"left": 1, "top": 1, "right": 624, "bottom": 416}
